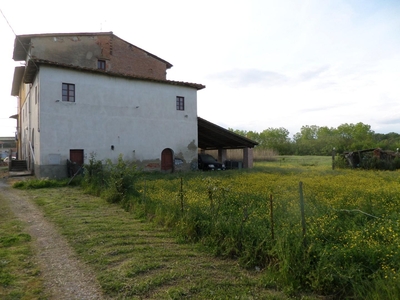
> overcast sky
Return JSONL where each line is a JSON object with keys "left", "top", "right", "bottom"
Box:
{"left": 1, "top": 0, "right": 399, "bottom": 138}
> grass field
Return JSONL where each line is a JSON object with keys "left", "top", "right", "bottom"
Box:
{"left": 125, "top": 157, "right": 400, "bottom": 298}
{"left": 0, "top": 191, "right": 44, "bottom": 299}
{"left": 9, "top": 156, "right": 400, "bottom": 299}
{"left": 16, "top": 187, "right": 288, "bottom": 299}
{"left": 273, "top": 155, "right": 333, "bottom": 167}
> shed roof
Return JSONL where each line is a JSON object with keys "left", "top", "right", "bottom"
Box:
{"left": 198, "top": 117, "right": 258, "bottom": 150}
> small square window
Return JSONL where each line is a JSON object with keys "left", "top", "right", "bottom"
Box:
{"left": 98, "top": 60, "right": 106, "bottom": 70}
{"left": 176, "top": 96, "right": 184, "bottom": 111}
{"left": 62, "top": 83, "right": 75, "bottom": 102}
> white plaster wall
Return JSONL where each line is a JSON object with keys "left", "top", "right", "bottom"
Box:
{"left": 31, "top": 77, "right": 40, "bottom": 165}
{"left": 20, "top": 85, "right": 31, "bottom": 160}
{"left": 20, "top": 99, "right": 27, "bottom": 159}
{"left": 19, "top": 78, "right": 41, "bottom": 167}
{"left": 37, "top": 66, "right": 199, "bottom": 168}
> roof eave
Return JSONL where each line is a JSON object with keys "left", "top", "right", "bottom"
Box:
{"left": 11, "top": 66, "right": 26, "bottom": 96}
{"left": 197, "top": 117, "right": 258, "bottom": 150}
{"left": 26, "top": 59, "right": 205, "bottom": 90}
{"left": 12, "top": 32, "right": 174, "bottom": 68}
{"left": 13, "top": 36, "right": 31, "bottom": 61}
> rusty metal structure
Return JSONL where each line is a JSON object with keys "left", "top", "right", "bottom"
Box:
{"left": 343, "top": 148, "right": 400, "bottom": 170}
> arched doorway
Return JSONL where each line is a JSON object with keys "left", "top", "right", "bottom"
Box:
{"left": 161, "top": 148, "right": 174, "bottom": 172}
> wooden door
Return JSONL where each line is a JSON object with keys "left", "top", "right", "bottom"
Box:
{"left": 161, "top": 148, "right": 173, "bottom": 171}
{"left": 69, "top": 149, "right": 84, "bottom": 176}
{"left": 70, "top": 149, "right": 84, "bottom": 165}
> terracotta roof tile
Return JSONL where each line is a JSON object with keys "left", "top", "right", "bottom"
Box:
{"left": 24, "top": 59, "right": 205, "bottom": 90}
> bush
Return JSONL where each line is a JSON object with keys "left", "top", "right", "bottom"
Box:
{"left": 81, "top": 153, "right": 104, "bottom": 195}
{"left": 13, "top": 178, "right": 68, "bottom": 189}
{"left": 82, "top": 153, "right": 141, "bottom": 206}
{"left": 102, "top": 155, "right": 140, "bottom": 204}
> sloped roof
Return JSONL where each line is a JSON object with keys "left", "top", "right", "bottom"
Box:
{"left": 11, "top": 59, "right": 205, "bottom": 96}
{"left": 13, "top": 32, "right": 173, "bottom": 68}
{"left": 198, "top": 117, "right": 258, "bottom": 150}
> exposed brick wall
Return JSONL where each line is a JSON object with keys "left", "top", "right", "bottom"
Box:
{"left": 109, "top": 36, "right": 168, "bottom": 80}
{"left": 30, "top": 33, "right": 169, "bottom": 80}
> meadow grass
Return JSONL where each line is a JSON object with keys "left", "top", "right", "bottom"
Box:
{"left": 273, "top": 155, "right": 333, "bottom": 167}
{"left": 0, "top": 192, "right": 44, "bottom": 299}
{"left": 22, "top": 187, "right": 289, "bottom": 299}
{"left": 12, "top": 155, "right": 400, "bottom": 299}
{"left": 128, "top": 158, "right": 400, "bottom": 298}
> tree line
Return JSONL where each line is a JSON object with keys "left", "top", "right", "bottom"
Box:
{"left": 230, "top": 122, "right": 400, "bottom": 156}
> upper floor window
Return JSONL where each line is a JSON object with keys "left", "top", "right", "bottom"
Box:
{"left": 62, "top": 83, "right": 75, "bottom": 102}
{"left": 97, "top": 60, "right": 106, "bottom": 70}
{"left": 176, "top": 96, "right": 184, "bottom": 111}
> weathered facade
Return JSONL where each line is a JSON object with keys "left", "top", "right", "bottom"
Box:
{"left": 13, "top": 32, "right": 172, "bottom": 80}
{"left": 11, "top": 32, "right": 204, "bottom": 178}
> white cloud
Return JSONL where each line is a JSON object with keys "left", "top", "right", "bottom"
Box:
{"left": 1, "top": 0, "right": 400, "bottom": 137}
{"left": 208, "top": 69, "right": 289, "bottom": 87}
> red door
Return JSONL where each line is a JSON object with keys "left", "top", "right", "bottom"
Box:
{"left": 69, "top": 149, "right": 84, "bottom": 176}
{"left": 70, "top": 149, "right": 84, "bottom": 165}
{"left": 161, "top": 148, "right": 173, "bottom": 171}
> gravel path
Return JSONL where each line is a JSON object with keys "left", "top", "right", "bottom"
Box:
{"left": 0, "top": 179, "right": 105, "bottom": 300}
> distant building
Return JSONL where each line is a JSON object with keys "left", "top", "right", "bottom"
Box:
{"left": 0, "top": 137, "right": 17, "bottom": 159}
{"left": 11, "top": 32, "right": 205, "bottom": 178}
{"left": 11, "top": 32, "right": 257, "bottom": 178}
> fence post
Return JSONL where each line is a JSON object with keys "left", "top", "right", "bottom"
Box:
{"left": 299, "top": 181, "right": 306, "bottom": 239}
{"left": 270, "top": 194, "right": 274, "bottom": 240}
{"left": 332, "top": 147, "right": 336, "bottom": 170}
{"left": 180, "top": 177, "right": 184, "bottom": 212}
{"left": 143, "top": 179, "right": 147, "bottom": 213}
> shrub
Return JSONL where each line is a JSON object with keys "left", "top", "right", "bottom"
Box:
{"left": 13, "top": 178, "right": 68, "bottom": 189}
{"left": 81, "top": 153, "right": 104, "bottom": 195}
{"left": 81, "top": 153, "right": 141, "bottom": 207}
{"left": 102, "top": 155, "right": 140, "bottom": 204}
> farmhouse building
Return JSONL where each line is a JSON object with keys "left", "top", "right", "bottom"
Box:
{"left": 11, "top": 32, "right": 256, "bottom": 178}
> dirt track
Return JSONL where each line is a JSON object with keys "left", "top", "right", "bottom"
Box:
{"left": 0, "top": 179, "right": 105, "bottom": 300}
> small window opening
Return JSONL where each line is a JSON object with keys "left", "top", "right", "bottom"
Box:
{"left": 176, "top": 96, "right": 184, "bottom": 111}
{"left": 97, "top": 60, "right": 106, "bottom": 70}
{"left": 62, "top": 83, "right": 75, "bottom": 102}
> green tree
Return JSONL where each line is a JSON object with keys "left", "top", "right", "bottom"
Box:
{"left": 230, "top": 122, "right": 398, "bottom": 157}
{"left": 293, "top": 125, "right": 320, "bottom": 155}
{"left": 258, "top": 127, "right": 291, "bottom": 154}
{"left": 316, "top": 126, "right": 339, "bottom": 155}
{"left": 336, "top": 122, "right": 375, "bottom": 152}
{"left": 374, "top": 132, "right": 400, "bottom": 150}
{"left": 228, "top": 128, "right": 248, "bottom": 137}
{"left": 228, "top": 129, "right": 261, "bottom": 145}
